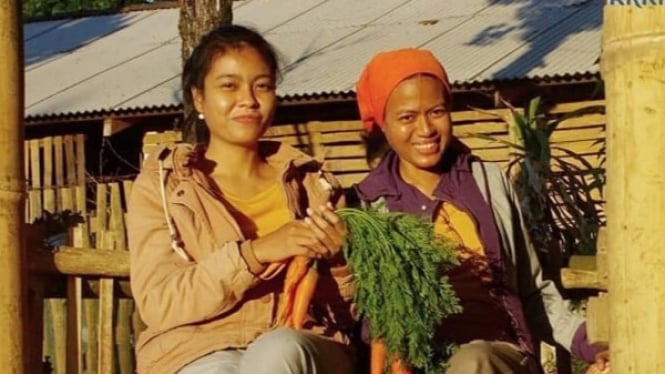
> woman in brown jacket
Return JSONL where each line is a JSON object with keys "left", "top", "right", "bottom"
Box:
{"left": 127, "top": 25, "right": 356, "bottom": 374}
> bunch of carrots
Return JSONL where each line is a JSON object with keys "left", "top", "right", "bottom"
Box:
{"left": 262, "top": 206, "right": 459, "bottom": 374}
{"left": 253, "top": 254, "right": 317, "bottom": 330}
{"left": 275, "top": 255, "right": 318, "bottom": 329}
{"left": 268, "top": 255, "right": 412, "bottom": 374}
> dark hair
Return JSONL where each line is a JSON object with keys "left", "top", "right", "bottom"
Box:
{"left": 180, "top": 25, "right": 281, "bottom": 144}
{"left": 362, "top": 128, "right": 391, "bottom": 169}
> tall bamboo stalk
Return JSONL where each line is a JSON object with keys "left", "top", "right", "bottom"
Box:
{"left": 602, "top": 3, "right": 665, "bottom": 373}
{"left": 0, "top": 0, "right": 26, "bottom": 372}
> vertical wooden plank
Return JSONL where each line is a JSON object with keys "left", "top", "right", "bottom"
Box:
{"left": 75, "top": 134, "right": 86, "bottom": 186}
{"left": 97, "top": 278, "right": 115, "bottom": 374}
{"left": 29, "top": 139, "right": 42, "bottom": 222}
{"left": 49, "top": 299, "right": 67, "bottom": 374}
{"left": 64, "top": 135, "right": 76, "bottom": 186}
{"left": 66, "top": 278, "right": 82, "bottom": 374}
{"left": 60, "top": 187, "right": 74, "bottom": 212}
{"left": 112, "top": 182, "right": 133, "bottom": 373}
{"left": 116, "top": 300, "right": 134, "bottom": 374}
{"left": 50, "top": 218, "right": 75, "bottom": 374}
{"left": 29, "top": 139, "right": 40, "bottom": 184}
{"left": 83, "top": 293, "right": 99, "bottom": 373}
{"left": 63, "top": 135, "right": 77, "bottom": 209}
{"left": 110, "top": 183, "right": 125, "bottom": 249}
{"left": 66, "top": 226, "right": 87, "bottom": 374}
{"left": 43, "top": 137, "right": 56, "bottom": 214}
{"left": 96, "top": 184, "right": 115, "bottom": 374}
{"left": 76, "top": 185, "right": 87, "bottom": 218}
{"left": 75, "top": 216, "right": 97, "bottom": 374}
{"left": 95, "top": 184, "right": 108, "bottom": 249}
{"left": 42, "top": 137, "right": 53, "bottom": 188}
{"left": 122, "top": 181, "right": 133, "bottom": 226}
{"left": 54, "top": 136, "right": 65, "bottom": 212}
{"left": 54, "top": 136, "right": 64, "bottom": 185}
{"left": 43, "top": 300, "right": 54, "bottom": 372}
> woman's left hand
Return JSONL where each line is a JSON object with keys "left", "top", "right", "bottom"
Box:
{"left": 304, "top": 202, "right": 347, "bottom": 264}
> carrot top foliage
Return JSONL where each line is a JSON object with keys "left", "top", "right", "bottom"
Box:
{"left": 337, "top": 207, "right": 462, "bottom": 372}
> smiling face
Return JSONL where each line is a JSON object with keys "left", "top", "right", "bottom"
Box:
{"left": 192, "top": 44, "right": 277, "bottom": 149}
{"left": 382, "top": 74, "right": 452, "bottom": 175}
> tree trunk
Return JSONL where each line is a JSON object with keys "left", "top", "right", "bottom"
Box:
{"left": 602, "top": 3, "right": 665, "bottom": 373}
{"left": 0, "top": 0, "right": 26, "bottom": 372}
{"left": 178, "top": 0, "right": 233, "bottom": 143}
{"left": 178, "top": 0, "right": 233, "bottom": 64}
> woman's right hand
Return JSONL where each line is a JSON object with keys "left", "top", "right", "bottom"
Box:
{"left": 251, "top": 220, "right": 324, "bottom": 264}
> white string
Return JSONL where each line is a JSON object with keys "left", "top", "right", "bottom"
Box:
{"left": 159, "top": 158, "right": 191, "bottom": 262}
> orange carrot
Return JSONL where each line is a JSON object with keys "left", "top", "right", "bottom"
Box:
{"left": 371, "top": 339, "right": 413, "bottom": 374}
{"left": 291, "top": 262, "right": 319, "bottom": 329}
{"left": 390, "top": 358, "right": 413, "bottom": 374}
{"left": 258, "top": 262, "right": 286, "bottom": 280}
{"left": 276, "top": 255, "right": 311, "bottom": 325}
{"left": 370, "top": 340, "right": 387, "bottom": 374}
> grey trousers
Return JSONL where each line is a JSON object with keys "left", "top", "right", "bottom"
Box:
{"left": 178, "top": 328, "right": 355, "bottom": 374}
{"left": 445, "top": 340, "right": 541, "bottom": 374}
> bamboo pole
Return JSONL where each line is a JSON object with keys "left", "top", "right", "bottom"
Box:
{"left": 28, "top": 247, "right": 130, "bottom": 277}
{"left": 0, "top": 0, "right": 26, "bottom": 372}
{"left": 602, "top": 3, "right": 665, "bottom": 373}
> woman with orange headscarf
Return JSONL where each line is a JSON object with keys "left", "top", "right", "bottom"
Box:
{"left": 352, "top": 48, "right": 608, "bottom": 373}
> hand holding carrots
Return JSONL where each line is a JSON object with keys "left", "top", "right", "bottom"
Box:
{"left": 274, "top": 203, "right": 346, "bottom": 328}
{"left": 303, "top": 203, "right": 347, "bottom": 262}
{"left": 252, "top": 203, "right": 346, "bottom": 264}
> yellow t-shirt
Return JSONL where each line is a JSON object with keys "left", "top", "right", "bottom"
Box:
{"left": 433, "top": 201, "right": 517, "bottom": 344}
{"left": 222, "top": 182, "right": 292, "bottom": 240}
{"left": 434, "top": 201, "right": 484, "bottom": 255}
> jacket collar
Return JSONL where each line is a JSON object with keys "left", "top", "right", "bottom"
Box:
{"left": 150, "top": 140, "right": 321, "bottom": 176}
{"left": 145, "top": 141, "right": 324, "bottom": 207}
{"left": 355, "top": 137, "right": 474, "bottom": 202}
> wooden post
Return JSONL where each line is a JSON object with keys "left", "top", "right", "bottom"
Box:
{"left": 602, "top": 3, "right": 665, "bottom": 373}
{"left": 0, "top": 0, "right": 26, "bottom": 372}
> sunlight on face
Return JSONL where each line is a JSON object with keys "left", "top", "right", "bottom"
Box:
{"left": 192, "top": 45, "right": 277, "bottom": 148}
{"left": 383, "top": 74, "right": 453, "bottom": 174}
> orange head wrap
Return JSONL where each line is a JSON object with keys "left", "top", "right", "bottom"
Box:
{"left": 355, "top": 48, "right": 451, "bottom": 132}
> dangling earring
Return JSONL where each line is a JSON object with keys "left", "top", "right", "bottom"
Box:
{"left": 197, "top": 112, "right": 205, "bottom": 120}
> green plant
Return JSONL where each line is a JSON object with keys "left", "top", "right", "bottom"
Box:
{"left": 474, "top": 97, "right": 605, "bottom": 258}
{"left": 33, "top": 210, "right": 85, "bottom": 248}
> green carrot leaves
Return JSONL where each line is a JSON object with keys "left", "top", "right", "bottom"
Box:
{"left": 337, "top": 207, "right": 462, "bottom": 372}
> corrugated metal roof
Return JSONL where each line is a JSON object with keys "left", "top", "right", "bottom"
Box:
{"left": 24, "top": 0, "right": 602, "bottom": 120}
